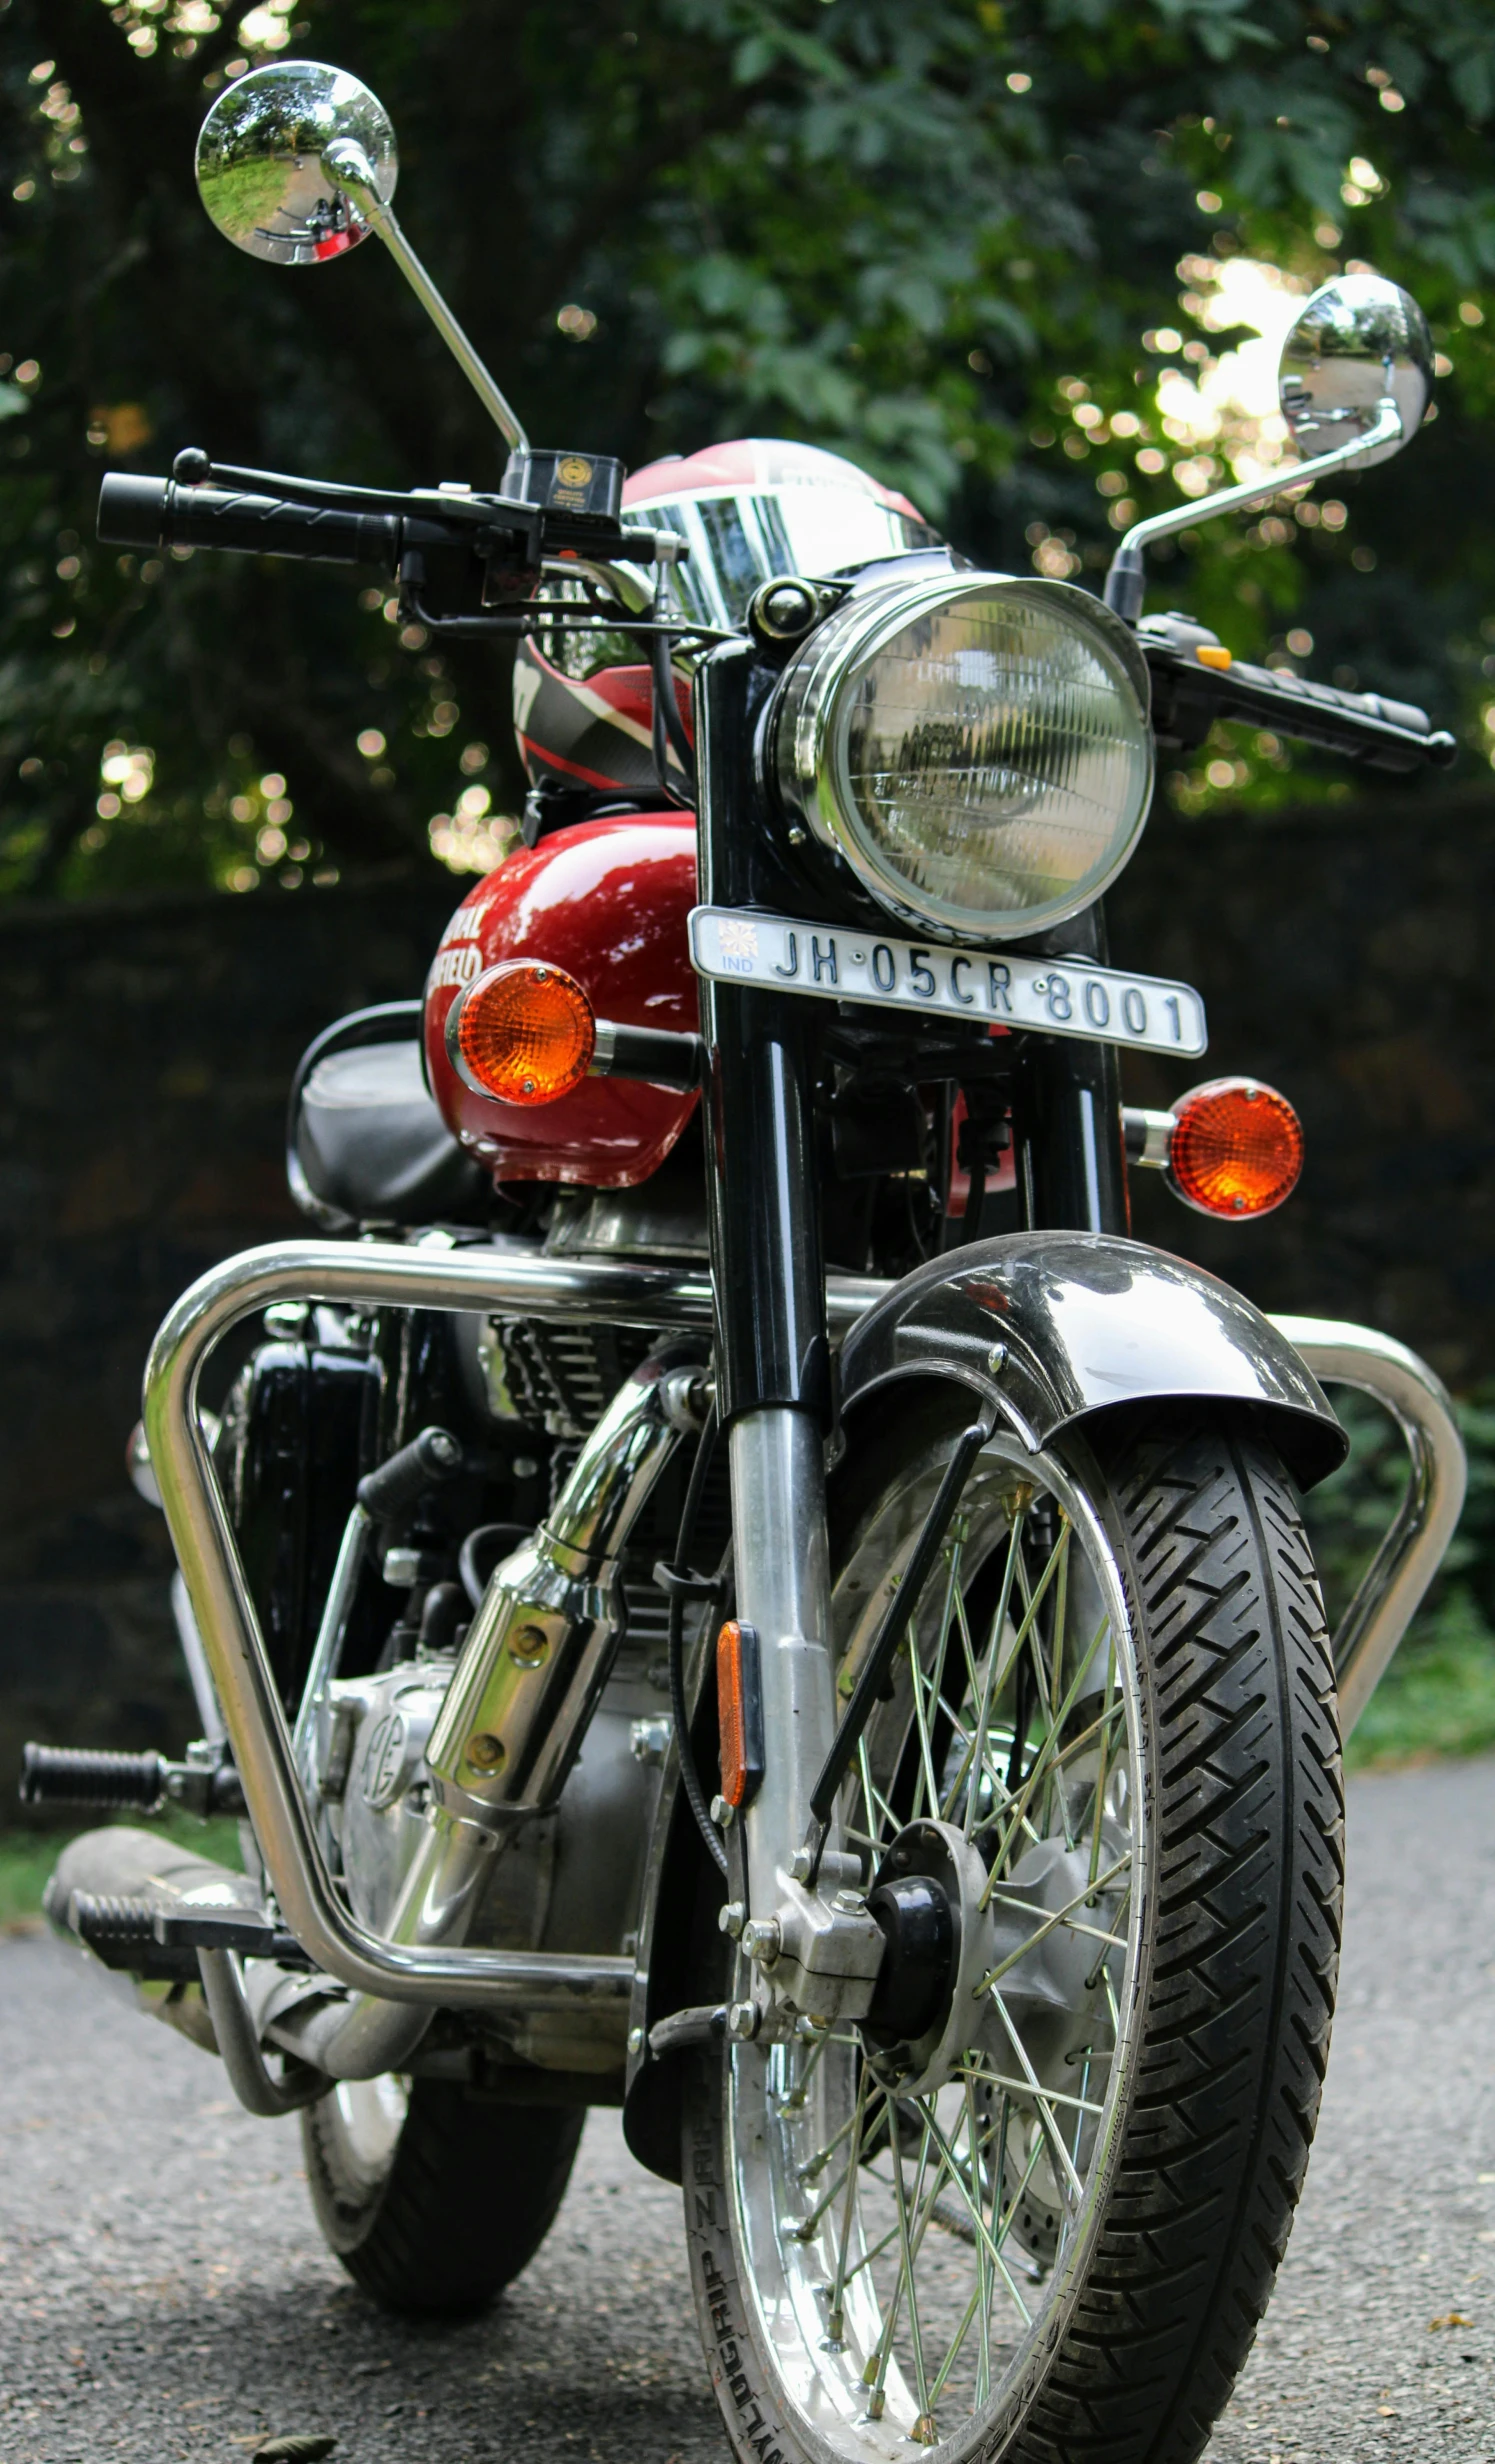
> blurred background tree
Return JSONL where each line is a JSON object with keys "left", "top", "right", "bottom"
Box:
{"left": 1, "top": 0, "right": 1493, "bottom": 898}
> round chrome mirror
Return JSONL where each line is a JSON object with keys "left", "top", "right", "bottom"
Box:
{"left": 1278, "top": 272, "right": 1433, "bottom": 470}
{"left": 195, "top": 61, "right": 397, "bottom": 267}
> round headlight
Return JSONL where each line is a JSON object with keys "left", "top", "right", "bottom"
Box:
{"left": 771, "top": 574, "right": 1154, "bottom": 941}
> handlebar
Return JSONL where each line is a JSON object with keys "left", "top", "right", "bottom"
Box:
{"left": 97, "top": 453, "right": 685, "bottom": 616}
{"left": 99, "top": 472, "right": 404, "bottom": 567}
{"left": 1140, "top": 615, "right": 1457, "bottom": 774}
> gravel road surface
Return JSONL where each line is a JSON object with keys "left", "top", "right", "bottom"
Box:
{"left": 2, "top": 1757, "right": 1494, "bottom": 2463}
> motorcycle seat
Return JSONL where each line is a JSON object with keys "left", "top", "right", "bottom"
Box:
{"left": 288, "top": 1006, "right": 490, "bottom": 1228}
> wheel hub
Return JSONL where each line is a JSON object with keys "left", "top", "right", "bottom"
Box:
{"left": 861, "top": 1818, "right": 995, "bottom": 2096}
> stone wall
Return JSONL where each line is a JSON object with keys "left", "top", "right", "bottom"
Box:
{"left": 2, "top": 794, "right": 1491, "bottom": 1818}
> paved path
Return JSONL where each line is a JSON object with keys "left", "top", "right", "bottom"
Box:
{"left": 2, "top": 1759, "right": 1494, "bottom": 2463}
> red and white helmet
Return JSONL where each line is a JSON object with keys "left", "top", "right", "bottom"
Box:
{"left": 512, "top": 438, "right": 940, "bottom": 809}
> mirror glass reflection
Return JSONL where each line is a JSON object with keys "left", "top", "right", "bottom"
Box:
{"left": 195, "top": 60, "right": 397, "bottom": 266}
{"left": 1278, "top": 272, "right": 1434, "bottom": 469}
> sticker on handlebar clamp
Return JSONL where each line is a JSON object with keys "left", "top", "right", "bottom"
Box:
{"left": 688, "top": 905, "right": 1208, "bottom": 1058}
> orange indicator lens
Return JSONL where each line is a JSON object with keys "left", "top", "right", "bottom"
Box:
{"left": 716, "top": 1619, "right": 764, "bottom": 1810}
{"left": 455, "top": 960, "right": 595, "bottom": 1107}
{"left": 1166, "top": 1077, "right": 1303, "bottom": 1218}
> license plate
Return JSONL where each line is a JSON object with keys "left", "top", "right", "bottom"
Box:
{"left": 689, "top": 906, "right": 1207, "bottom": 1059}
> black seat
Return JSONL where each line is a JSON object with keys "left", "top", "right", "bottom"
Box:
{"left": 287, "top": 1004, "right": 490, "bottom": 1229}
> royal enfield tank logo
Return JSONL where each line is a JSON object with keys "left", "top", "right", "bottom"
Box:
{"left": 362, "top": 1711, "right": 408, "bottom": 1809}
{"left": 426, "top": 942, "right": 481, "bottom": 993}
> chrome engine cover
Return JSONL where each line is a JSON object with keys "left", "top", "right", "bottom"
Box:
{"left": 320, "top": 1657, "right": 667, "bottom": 1962}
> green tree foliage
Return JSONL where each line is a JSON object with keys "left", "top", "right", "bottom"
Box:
{"left": 2, "top": 0, "right": 1493, "bottom": 896}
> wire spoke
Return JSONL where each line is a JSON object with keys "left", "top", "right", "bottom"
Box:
{"left": 1089, "top": 1626, "right": 1119, "bottom": 1887}
{"left": 980, "top": 1619, "right": 1116, "bottom": 1900}
{"left": 915, "top": 2098, "right": 1034, "bottom": 2327}
{"left": 826, "top": 2064, "right": 878, "bottom": 2343}
{"left": 890, "top": 2110, "right": 935, "bottom": 2437}
{"left": 955, "top": 1506, "right": 1026, "bottom": 1840}
{"left": 986, "top": 1990, "right": 1085, "bottom": 2208}
{"left": 856, "top": 1734, "right": 899, "bottom": 1840}
{"left": 975, "top": 1852, "right": 1130, "bottom": 1997}
{"left": 964, "top": 2066, "right": 1106, "bottom": 2118}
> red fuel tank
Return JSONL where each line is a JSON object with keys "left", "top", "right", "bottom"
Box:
{"left": 424, "top": 815, "right": 700, "bottom": 1188}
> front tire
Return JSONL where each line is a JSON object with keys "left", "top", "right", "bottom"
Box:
{"left": 684, "top": 1401, "right": 1342, "bottom": 2463}
{"left": 302, "top": 2075, "right": 584, "bottom": 2316}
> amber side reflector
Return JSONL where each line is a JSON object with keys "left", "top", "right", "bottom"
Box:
{"left": 453, "top": 959, "right": 595, "bottom": 1107}
{"left": 1166, "top": 1076, "right": 1303, "bottom": 1219}
{"left": 717, "top": 1619, "right": 765, "bottom": 1810}
{"left": 1195, "top": 642, "right": 1233, "bottom": 672}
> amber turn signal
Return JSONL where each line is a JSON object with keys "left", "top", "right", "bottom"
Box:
{"left": 716, "top": 1619, "right": 765, "bottom": 1810}
{"left": 451, "top": 960, "right": 595, "bottom": 1107}
{"left": 1165, "top": 1077, "right": 1303, "bottom": 1219}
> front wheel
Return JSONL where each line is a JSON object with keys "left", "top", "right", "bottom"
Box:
{"left": 684, "top": 1401, "right": 1343, "bottom": 2464}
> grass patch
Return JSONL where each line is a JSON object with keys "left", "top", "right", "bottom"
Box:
{"left": 0, "top": 1813, "right": 242, "bottom": 1932}
{"left": 1304, "top": 1382, "right": 1495, "bottom": 1772}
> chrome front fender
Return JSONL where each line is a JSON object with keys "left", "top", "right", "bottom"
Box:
{"left": 838, "top": 1231, "right": 1348, "bottom": 1489}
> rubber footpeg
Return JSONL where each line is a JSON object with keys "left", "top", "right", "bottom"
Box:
{"left": 67, "top": 1890, "right": 316, "bottom": 1975}
{"left": 21, "top": 1743, "right": 165, "bottom": 1811}
{"left": 69, "top": 1891, "right": 157, "bottom": 1949}
{"left": 67, "top": 1890, "right": 195, "bottom": 1979}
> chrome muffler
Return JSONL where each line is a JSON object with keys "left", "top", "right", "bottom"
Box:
{"left": 425, "top": 1354, "right": 706, "bottom": 1819}
{"left": 270, "top": 1351, "right": 707, "bottom": 2080}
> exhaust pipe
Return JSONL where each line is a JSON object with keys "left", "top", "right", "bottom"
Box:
{"left": 268, "top": 1349, "right": 706, "bottom": 2082}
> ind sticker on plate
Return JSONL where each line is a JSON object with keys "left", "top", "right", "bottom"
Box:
{"left": 688, "top": 905, "right": 1207, "bottom": 1058}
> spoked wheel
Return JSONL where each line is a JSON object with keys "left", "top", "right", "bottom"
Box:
{"left": 685, "top": 1399, "right": 1343, "bottom": 2464}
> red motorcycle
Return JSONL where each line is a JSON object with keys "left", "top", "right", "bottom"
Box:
{"left": 26, "top": 57, "right": 1466, "bottom": 2464}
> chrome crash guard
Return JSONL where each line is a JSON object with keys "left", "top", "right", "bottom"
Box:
{"left": 141, "top": 1238, "right": 1465, "bottom": 2040}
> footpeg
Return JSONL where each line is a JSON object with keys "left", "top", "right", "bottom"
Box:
{"left": 20, "top": 1741, "right": 246, "bottom": 1817}
{"left": 68, "top": 1888, "right": 313, "bottom": 1977}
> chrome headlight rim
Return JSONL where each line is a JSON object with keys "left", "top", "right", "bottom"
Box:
{"left": 770, "top": 571, "right": 1156, "bottom": 945}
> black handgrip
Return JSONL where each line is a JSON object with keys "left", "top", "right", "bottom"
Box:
{"left": 1144, "top": 638, "right": 1458, "bottom": 774}
{"left": 98, "top": 473, "right": 401, "bottom": 568}
{"left": 1228, "top": 657, "right": 1444, "bottom": 743}
{"left": 356, "top": 1424, "right": 465, "bottom": 1523}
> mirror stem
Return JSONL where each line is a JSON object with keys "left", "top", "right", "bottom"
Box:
{"left": 322, "top": 140, "right": 529, "bottom": 454}
{"left": 1102, "top": 395, "right": 1402, "bottom": 623}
